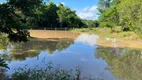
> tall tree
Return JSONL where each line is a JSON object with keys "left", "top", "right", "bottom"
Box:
{"left": 98, "top": 0, "right": 142, "bottom": 36}
{"left": 97, "top": 0, "right": 111, "bottom": 14}
{"left": 0, "top": 0, "right": 44, "bottom": 42}
{"left": 39, "top": 2, "right": 59, "bottom": 28}
{"left": 105, "top": 0, "right": 111, "bottom": 9}
{"left": 97, "top": 0, "right": 106, "bottom": 14}
{"left": 57, "top": 3, "right": 83, "bottom": 28}
{"left": 117, "top": 0, "right": 142, "bottom": 32}
{"left": 111, "top": 0, "right": 122, "bottom": 6}
{"left": 0, "top": 0, "right": 44, "bottom": 68}
{"left": 57, "top": 3, "right": 66, "bottom": 27}
{"left": 98, "top": 6, "right": 119, "bottom": 26}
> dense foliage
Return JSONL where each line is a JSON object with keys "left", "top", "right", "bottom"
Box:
{"left": 0, "top": 0, "right": 43, "bottom": 68}
{"left": 98, "top": 0, "right": 142, "bottom": 36}
{"left": 0, "top": 0, "right": 99, "bottom": 43}
{"left": 82, "top": 20, "right": 99, "bottom": 28}
{"left": 97, "top": 0, "right": 111, "bottom": 14}
{"left": 16, "top": 1, "right": 86, "bottom": 29}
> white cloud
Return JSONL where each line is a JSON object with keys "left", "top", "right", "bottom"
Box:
{"left": 81, "top": 58, "right": 88, "bottom": 61}
{"left": 61, "top": 2, "right": 65, "bottom": 5}
{"left": 76, "top": 33, "right": 99, "bottom": 46}
{"left": 83, "top": 7, "right": 89, "bottom": 11}
{"left": 76, "top": 5, "right": 98, "bottom": 20}
{"left": 89, "top": 5, "right": 97, "bottom": 12}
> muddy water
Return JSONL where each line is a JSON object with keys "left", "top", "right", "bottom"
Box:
{"left": 0, "top": 30, "right": 142, "bottom": 80}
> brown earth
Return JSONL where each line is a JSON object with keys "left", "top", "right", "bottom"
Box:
{"left": 29, "top": 30, "right": 142, "bottom": 49}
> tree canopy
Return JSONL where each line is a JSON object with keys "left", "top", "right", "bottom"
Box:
{"left": 98, "top": 0, "right": 142, "bottom": 36}
{"left": 0, "top": 0, "right": 88, "bottom": 42}
{"left": 0, "top": 0, "right": 44, "bottom": 42}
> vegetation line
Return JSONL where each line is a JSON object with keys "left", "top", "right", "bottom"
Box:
{"left": 71, "top": 28, "right": 141, "bottom": 40}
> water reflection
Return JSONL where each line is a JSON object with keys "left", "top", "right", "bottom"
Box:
{"left": 76, "top": 34, "right": 99, "bottom": 46}
{"left": 95, "top": 46, "right": 142, "bottom": 80}
{"left": 0, "top": 38, "right": 74, "bottom": 61}
{"left": 0, "top": 36, "right": 9, "bottom": 51}
{"left": 0, "top": 31, "right": 142, "bottom": 80}
{"left": 0, "top": 68, "right": 8, "bottom": 80}
{"left": 0, "top": 31, "right": 80, "bottom": 61}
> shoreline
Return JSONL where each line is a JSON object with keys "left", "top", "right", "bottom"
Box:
{"left": 70, "top": 28, "right": 141, "bottom": 40}
{"left": 70, "top": 28, "right": 142, "bottom": 49}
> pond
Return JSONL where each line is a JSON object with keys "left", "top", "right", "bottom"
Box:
{"left": 0, "top": 30, "right": 142, "bottom": 80}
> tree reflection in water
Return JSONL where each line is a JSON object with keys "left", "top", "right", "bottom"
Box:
{"left": 95, "top": 46, "right": 142, "bottom": 80}
{"left": 0, "top": 37, "right": 75, "bottom": 79}
{"left": 0, "top": 36, "right": 9, "bottom": 51}
{"left": 0, "top": 38, "right": 74, "bottom": 61}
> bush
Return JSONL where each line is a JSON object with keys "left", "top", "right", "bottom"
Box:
{"left": 100, "top": 22, "right": 114, "bottom": 29}
{"left": 11, "top": 63, "right": 102, "bottom": 80}
{"left": 112, "top": 26, "right": 123, "bottom": 33}
{"left": 135, "top": 21, "right": 142, "bottom": 37}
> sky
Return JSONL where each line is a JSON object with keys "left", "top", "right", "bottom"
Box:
{"left": 0, "top": 0, "right": 99, "bottom": 20}
{"left": 53, "top": 0, "right": 99, "bottom": 20}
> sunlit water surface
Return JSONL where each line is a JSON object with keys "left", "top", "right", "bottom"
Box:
{"left": 0, "top": 30, "right": 142, "bottom": 80}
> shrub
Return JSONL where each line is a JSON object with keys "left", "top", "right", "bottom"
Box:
{"left": 11, "top": 63, "right": 102, "bottom": 80}
{"left": 100, "top": 22, "right": 115, "bottom": 30}
{"left": 112, "top": 26, "right": 123, "bottom": 33}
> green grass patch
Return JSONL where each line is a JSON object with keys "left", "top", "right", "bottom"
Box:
{"left": 71, "top": 27, "right": 140, "bottom": 40}
{"left": 110, "top": 32, "right": 140, "bottom": 39}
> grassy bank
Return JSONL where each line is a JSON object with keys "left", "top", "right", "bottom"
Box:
{"left": 70, "top": 28, "right": 140, "bottom": 40}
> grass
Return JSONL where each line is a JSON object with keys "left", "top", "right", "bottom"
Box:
{"left": 70, "top": 27, "right": 140, "bottom": 40}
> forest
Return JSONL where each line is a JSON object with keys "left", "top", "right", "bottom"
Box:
{"left": 0, "top": 0, "right": 95, "bottom": 29}
{"left": 97, "top": 0, "right": 142, "bottom": 36}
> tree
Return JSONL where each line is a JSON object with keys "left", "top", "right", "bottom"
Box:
{"left": 105, "top": 0, "right": 111, "bottom": 9}
{"left": 0, "top": 0, "right": 44, "bottom": 68}
{"left": 111, "top": 0, "right": 122, "bottom": 6}
{"left": 0, "top": 0, "right": 44, "bottom": 42}
{"left": 97, "top": 0, "right": 111, "bottom": 14}
{"left": 0, "top": 4, "right": 29, "bottom": 42}
{"left": 8, "top": 0, "right": 44, "bottom": 28}
{"left": 38, "top": 2, "right": 59, "bottom": 28}
{"left": 98, "top": 0, "right": 142, "bottom": 36}
{"left": 57, "top": 3, "right": 84, "bottom": 28}
{"left": 82, "top": 20, "right": 99, "bottom": 28}
{"left": 117, "top": 0, "right": 142, "bottom": 32}
{"left": 99, "top": 6, "right": 119, "bottom": 28}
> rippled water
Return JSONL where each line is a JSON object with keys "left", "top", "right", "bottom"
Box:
{"left": 0, "top": 30, "right": 142, "bottom": 80}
